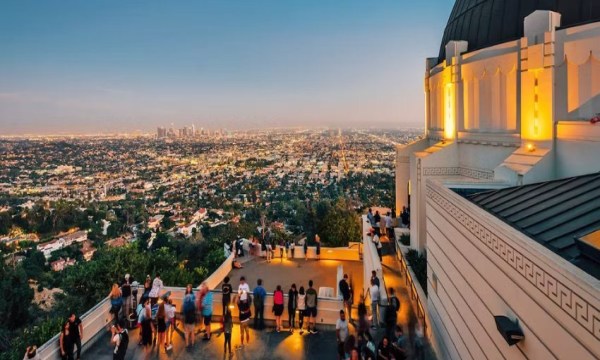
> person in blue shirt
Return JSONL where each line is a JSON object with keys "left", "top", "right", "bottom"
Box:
{"left": 253, "top": 279, "right": 267, "bottom": 330}
{"left": 200, "top": 283, "right": 213, "bottom": 340}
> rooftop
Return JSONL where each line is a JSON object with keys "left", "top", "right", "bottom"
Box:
{"left": 468, "top": 172, "right": 600, "bottom": 279}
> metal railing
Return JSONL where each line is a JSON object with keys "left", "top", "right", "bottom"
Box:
{"left": 395, "top": 241, "right": 427, "bottom": 338}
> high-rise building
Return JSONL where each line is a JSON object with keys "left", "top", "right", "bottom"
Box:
{"left": 397, "top": 2, "right": 600, "bottom": 359}
{"left": 156, "top": 127, "right": 167, "bottom": 139}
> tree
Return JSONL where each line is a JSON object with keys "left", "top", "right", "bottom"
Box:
{"left": 0, "top": 265, "right": 33, "bottom": 330}
{"left": 317, "top": 199, "right": 360, "bottom": 247}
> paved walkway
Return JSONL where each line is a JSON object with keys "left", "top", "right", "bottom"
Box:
{"left": 381, "top": 243, "right": 436, "bottom": 360}
{"left": 86, "top": 325, "right": 339, "bottom": 359}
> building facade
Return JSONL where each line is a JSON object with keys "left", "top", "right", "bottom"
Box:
{"left": 396, "top": 2, "right": 600, "bottom": 358}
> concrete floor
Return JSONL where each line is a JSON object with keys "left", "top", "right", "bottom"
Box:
{"left": 85, "top": 244, "right": 435, "bottom": 359}
{"left": 86, "top": 324, "right": 339, "bottom": 360}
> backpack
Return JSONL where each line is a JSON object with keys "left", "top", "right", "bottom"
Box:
{"left": 390, "top": 296, "right": 400, "bottom": 312}
{"left": 253, "top": 291, "right": 263, "bottom": 310}
{"left": 183, "top": 294, "right": 196, "bottom": 314}
{"left": 116, "top": 330, "right": 129, "bottom": 356}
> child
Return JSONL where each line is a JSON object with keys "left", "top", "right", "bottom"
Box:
{"left": 223, "top": 308, "right": 233, "bottom": 358}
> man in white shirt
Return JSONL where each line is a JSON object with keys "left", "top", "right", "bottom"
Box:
{"left": 367, "top": 278, "right": 380, "bottom": 329}
{"left": 236, "top": 276, "right": 251, "bottom": 302}
{"left": 372, "top": 233, "right": 383, "bottom": 262}
{"left": 336, "top": 310, "right": 349, "bottom": 359}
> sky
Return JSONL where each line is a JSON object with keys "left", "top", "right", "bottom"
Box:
{"left": 0, "top": 0, "right": 454, "bottom": 135}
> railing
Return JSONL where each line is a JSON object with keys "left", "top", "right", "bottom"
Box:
{"left": 36, "top": 251, "right": 346, "bottom": 359}
{"left": 395, "top": 241, "right": 428, "bottom": 338}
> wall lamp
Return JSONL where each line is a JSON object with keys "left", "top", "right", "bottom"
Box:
{"left": 494, "top": 316, "right": 524, "bottom": 346}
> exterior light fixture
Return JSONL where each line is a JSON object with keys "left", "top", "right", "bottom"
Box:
{"left": 526, "top": 143, "right": 536, "bottom": 152}
{"left": 494, "top": 316, "right": 524, "bottom": 346}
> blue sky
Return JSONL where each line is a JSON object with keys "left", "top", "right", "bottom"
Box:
{"left": 0, "top": 1, "right": 454, "bottom": 134}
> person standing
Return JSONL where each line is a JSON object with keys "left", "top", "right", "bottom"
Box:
{"left": 273, "top": 285, "right": 285, "bottom": 332}
{"left": 109, "top": 284, "right": 123, "bottom": 324}
{"left": 141, "top": 276, "right": 152, "bottom": 305}
{"left": 377, "top": 336, "right": 393, "bottom": 360}
{"left": 290, "top": 240, "right": 295, "bottom": 259}
{"left": 336, "top": 310, "right": 349, "bottom": 360}
{"left": 252, "top": 279, "right": 266, "bottom": 330}
{"left": 111, "top": 321, "right": 128, "bottom": 360}
{"left": 148, "top": 273, "right": 163, "bottom": 305}
{"left": 339, "top": 274, "right": 352, "bottom": 323}
{"left": 156, "top": 303, "right": 167, "bottom": 352}
{"left": 183, "top": 285, "right": 196, "bottom": 348}
{"left": 287, "top": 284, "right": 298, "bottom": 332}
{"left": 357, "top": 294, "right": 368, "bottom": 336}
{"left": 372, "top": 232, "right": 382, "bottom": 262}
{"left": 367, "top": 208, "right": 375, "bottom": 227}
{"left": 371, "top": 270, "right": 380, "bottom": 288}
{"left": 315, "top": 234, "right": 321, "bottom": 260}
{"left": 221, "top": 276, "right": 233, "bottom": 315}
{"left": 385, "top": 287, "right": 400, "bottom": 340}
{"left": 201, "top": 282, "right": 214, "bottom": 340}
{"left": 367, "top": 279, "right": 380, "bottom": 329}
{"left": 237, "top": 276, "right": 250, "bottom": 295}
{"left": 305, "top": 280, "right": 318, "bottom": 334}
{"left": 222, "top": 308, "right": 233, "bottom": 358}
{"left": 385, "top": 212, "right": 394, "bottom": 244}
{"left": 165, "top": 299, "right": 175, "bottom": 351}
{"left": 237, "top": 290, "right": 251, "bottom": 349}
{"left": 59, "top": 322, "right": 74, "bottom": 360}
{"left": 121, "top": 274, "right": 133, "bottom": 326}
{"left": 392, "top": 326, "right": 407, "bottom": 360}
{"left": 138, "top": 298, "right": 153, "bottom": 346}
{"left": 266, "top": 240, "right": 273, "bottom": 263}
{"left": 303, "top": 238, "right": 308, "bottom": 261}
{"left": 67, "top": 313, "right": 83, "bottom": 360}
{"left": 297, "top": 286, "right": 307, "bottom": 335}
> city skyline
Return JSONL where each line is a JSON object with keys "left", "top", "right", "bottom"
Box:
{"left": 0, "top": 0, "right": 453, "bottom": 135}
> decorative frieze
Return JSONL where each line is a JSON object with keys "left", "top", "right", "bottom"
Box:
{"left": 427, "top": 184, "right": 600, "bottom": 341}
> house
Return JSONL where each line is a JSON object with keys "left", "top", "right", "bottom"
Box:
{"left": 50, "top": 257, "right": 76, "bottom": 272}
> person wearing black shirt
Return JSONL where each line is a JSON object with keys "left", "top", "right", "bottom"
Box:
{"left": 67, "top": 313, "right": 83, "bottom": 360}
{"left": 338, "top": 274, "right": 352, "bottom": 322}
{"left": 121, "top": 274, "right": 133, "bottom": 326}
{"left": 221, "top": 276, "right": 233, "bottom": 314}
{"left": 378, "top": 336, "right": 393, "bottom": 360}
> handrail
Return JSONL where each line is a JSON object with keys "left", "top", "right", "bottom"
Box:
{"left": 395, "top": 241, "right": 427, "bottom": 338}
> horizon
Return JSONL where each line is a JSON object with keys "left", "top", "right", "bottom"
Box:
{"left": 0, "top": 1, "right": 453, "bottom": 135}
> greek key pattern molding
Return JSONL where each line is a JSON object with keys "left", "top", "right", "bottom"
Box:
{"left": 422, "top": 167, "right": 494, "bottom": 180}
{"left": 426, "top": 184, "right": 600, "bottom": 341}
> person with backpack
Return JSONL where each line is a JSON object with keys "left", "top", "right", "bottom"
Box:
{"left": 287, "top": 283, "right": 298, "bottom": 333}
{"left": 273, "top": 285, "right": 285, "bottom": 332}
{"left": 305, "top": 280, "right": 318, "bottom": 334}
{"left": 253, "top": 279, "right": 266, "bottom": 330}
{"left": 183, "top": 284, "right": 196, "bottom": 348}
{"left": 297, "top": 286, "right": 307, "bottom": 335}
{"left": 111, "top": 321, "right": 128, "bottom": 360}
{"left": 385, "top": 287, "right": 400, "bottom": 340}
{"left": 140, "top": 298, "right": 153, "bottom": 346}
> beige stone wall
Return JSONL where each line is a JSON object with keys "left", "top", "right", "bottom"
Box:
{"left": 425, "top": 180, "right": 600, "bottom": 359}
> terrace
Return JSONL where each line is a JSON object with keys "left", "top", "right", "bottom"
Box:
{"left": 34, "top": 230, "right": 433, "bottom": 359}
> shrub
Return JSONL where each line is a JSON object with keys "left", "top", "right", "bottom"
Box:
{"left": 405, "top": 249, "right": 427, "bottom": 296}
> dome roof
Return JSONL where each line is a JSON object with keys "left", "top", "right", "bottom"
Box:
{"left": 438, "top": 0, "right": 600, "bottom": 63}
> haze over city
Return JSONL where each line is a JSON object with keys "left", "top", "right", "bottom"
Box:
{"left": 0, "top": 0, "right": 453, "bottom": 135}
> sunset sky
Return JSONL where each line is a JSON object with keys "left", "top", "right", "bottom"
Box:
{"left": 0, "top": 0, "right": 454, "bottom": 134}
